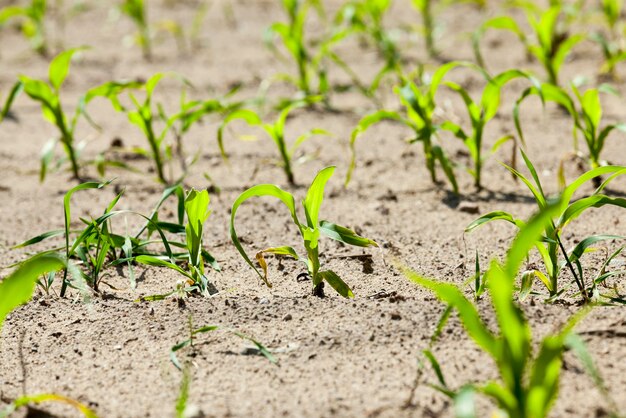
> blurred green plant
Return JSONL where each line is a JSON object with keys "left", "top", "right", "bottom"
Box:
{"left": 119, "top": 0, "right": 151, "bottom": 60}
{"left": 218, "top": 100, "right": 330, "bottom": 186}
{"left": 473, "top": 4, "right": 583, "bottom": 86}
{"left": 0, "top": 393, "right": 98, "bottom": 418}
{"left": 405, "top": 202, "right": 603, "bottom": 417}
{"left": 0, "top": 0, "right": 48, "bottom": 56}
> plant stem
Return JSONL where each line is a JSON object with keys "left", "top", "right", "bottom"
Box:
{"left": 556, "top": 232, "right": 588, "bottom": 302}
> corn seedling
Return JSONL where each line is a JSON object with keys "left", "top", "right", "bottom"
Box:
{"left": 333, "top": 0, "right": 402, "bottom": 97}
{"left": 231, "top": 166, "right": 377, "bottom": 297}
{"left": 265, "top": 0, "right": 332, "bottom": 101}
{"left": 411, "top": 0, "right": 436, "bottom": 59}
{"left": 348, "top": 63, "right": 530, "bottom": 191}
{"left": 0, "top": 0, "right": 48, "bottom": 56}
{"left": 466, "top": 149, "right": 626, "bottom": 302}
{"left": 96, "top": 73, "right": 226, "bottom": 185}
{"left": 137, "top": 188, "right": 220, "bottom": 296}
{"left": 473, "top": 5, "right": 584, "bottom": 86}
{"left": 95, "top": 74, "right": 238, "bottom": 184}
{"left": 437, "top": 64, "right": 537, "bottom": 189}
{"left": 0, "top": 393, "right": 98, "bottom": 418}
{"left": 12, "top": 181, "right": 210, "bottom": 297}
{"left": 589, "top": 0, "right": 625, "bottom": 78}
{"left": 514, "top": 82, "right": 626, "bottom": 170}
{"left": 405, "top": 202, "right": 595, "bottom": 418}
{"left": 218, "top": 101, "right": 331, "bottom": 186}
{"left": 15, "top": 47, "right": 129, "bottom": 181}
{"left": 119, "top": 0, "right": 151, "bottom": 60}
{"left": 347, "top": 64, "right": 458, "bottom": 192}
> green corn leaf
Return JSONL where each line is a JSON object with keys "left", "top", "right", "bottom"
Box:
{"left": 567, "top": 235, "right": 624, "bottom": 264}
{"left": 135, "top": 255, "right": 194, "bottom": 281}
{"left": 0, "top": 253, "right": 66, "bottom": 331}
{"left": 403, "top": 269, "right": 496, "bottom": 355}
{"left": 347, "top": 110, "right": 406, "bottom": 186}
{"left": 1, "top": 393, "right": 99, "bottom": 418}
{"left": 230, "top": 330, "right": 278, "bottom": 364}
{"left": 564, "top": 333, "right": 617, "bottom": 411}
{"left": 0, "top": 81, "right": 24, "bottom": 122}
{"left": 519, "top": 270, "right": 535, "bottom": 301}
{"left": 482, "top": 70, "right": 529, "bottom": 122}
{"left": 184, "top": 189, "right": 211, "bottom": 269}
{"left": 318, "top": 221, "right": 378, "bottom": 247}
{"left": 230, "top": 184, "right": 299, "bottom": 286}
{"left": 552, "top": 34, "right": 584, "bottom": 79}
{"left": 503, "top": 200, "right": 561, "bottom": 278}
{"left": 318, "top": 270, "right": 353, "bottom": 298}
{"left": 560, "top": 195, "right": 626, "bottom": 228}
{"left": 480, "top": 381, "right": 519, "bottom": 415}
{"left": 49, "top": 48, "right": 86, "bottom": 91}
{"left": 12, "top": 230, "right": 65, "bottom": 249}
{"left": 423, "top": 349, "right": 447, "bottom": 388}
{"left": 526, "top": 336, "right": 563, "bottom": 418}
{"left": 289, "top": 128, "right": 331, "bottom": 157}
{"left": 303, "top": 166, "right": 335, "bottom": 227}
{"left": 465, "top": 211, "right": 523, "bottom": 233}
{"left": 217, "top": 109, "right": 263, "bottom": 161}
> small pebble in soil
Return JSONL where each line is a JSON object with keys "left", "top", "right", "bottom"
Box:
{"left": 258, "top": 298, "right": 270, "bottom": 305}
{"left": 390, "top": 312, "right": 402, "bottom": 320}
{"left": 283, "top": 313, "right": 293, "bottom": 321}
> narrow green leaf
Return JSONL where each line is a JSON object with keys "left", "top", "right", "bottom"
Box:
{"left": 0, "top": 253, "right": 65, "bottom": 331}
{"left": 303, "top": 166, "right": 335, "bottom": 228}
{"left": 318, "top": 270, "right": 354, "bottom": 298}
{"left": 319, "top": 221, "right": 377, "bottom": 247}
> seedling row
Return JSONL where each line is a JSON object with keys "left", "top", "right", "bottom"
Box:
{"left": 1, "top": 1, "right": 625, "bottom": 417}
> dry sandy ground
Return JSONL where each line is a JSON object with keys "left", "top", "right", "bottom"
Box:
{"left": 0, "top": 0, "right": 625, "bottom": 417}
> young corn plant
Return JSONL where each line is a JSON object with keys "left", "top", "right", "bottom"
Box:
{"left": 515, "top": 82, "right": 626, "bottom": 170}
{"left": 265, "top": 0, "right": 330, "bottom": 101}
{"left": 404, "top": 203, "right": 598, "bottom": 418}
{"left": 230, "top": 166, "right": 378, "bottom": 298}
{"left": 589, "top": 0, "right": 626, "bottom": 78}
{"left": 473, "top": 5, "right": 584, "bottom": 86}
{"left": 16, "top": 47, "right": 91, "bottom": 180}
{"left": 333, "top": 0, "right": 402, "bottom": 97}
{"left": 348, "top": 62, "right": 532, "bottom": 191}
{"left": 0, "top": 0, "right": 48, "bottom": 56}
{"left": 437, "top": 64, "right": 536, "bottom": 189}
{"left": 347, "top": 63, "right": 459, "bottom": 192}
{"left": 12, "top": 181, "right": 200, "bottom": 297}
{"left": 410, "top": 0, "right": 436, "bottom": 59}
{"left": 97, "top": 73, "right": 226, "bottom": 185}
{"left": 15, "top": 48, "right": 135, "bottom": 181}
{"left": 466, "top": 149, "right": 626, "bottom": 303}
{"left": 218, "top": 101, "right": 330, "bottom": 186}
{"left": 119, "top": 0, "right": 151, "bottom": 60}
{"left": 136, "top": 188, "right": 220, "bottom": 297}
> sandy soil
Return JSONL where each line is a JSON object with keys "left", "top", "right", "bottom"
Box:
{"left": 1, "top": 0, "right": 625, "bottom": 417}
